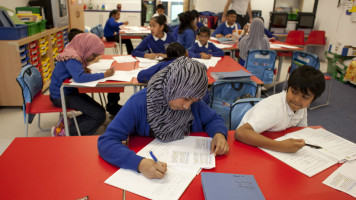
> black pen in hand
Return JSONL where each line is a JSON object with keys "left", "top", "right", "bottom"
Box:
{"left": 305, "top": 143, "right": 322, "bottom": 149}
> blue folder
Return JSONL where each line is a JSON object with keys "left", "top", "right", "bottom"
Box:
{"left": 201, "top": 172, "right": 265, "bottom": 200}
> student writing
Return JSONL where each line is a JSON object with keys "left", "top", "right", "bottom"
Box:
{"left": 238, "top": 18, "right": 270, "bottom": 66}
{"left": 188, "top": 27, "right": 224, "bottom": 59}
{"left": 49, "top": 33, "right": 114, "bottom": 136}
{"left": 212, "top": 10, "right": 241, "bottom": 38}
{"left": 235, "top": 65, "right": 325, "bottom": 153}
{"left": 132, "top": 15, "right": 176, "bottom": 59}
{"left": 98, "top": 57, "right": 229, "bottom": 179}
{"left": 137, "top": 42, "right": 186, "bottom": 83}
{"left": 104, "top": 9, "right": 134, "bottom": 55}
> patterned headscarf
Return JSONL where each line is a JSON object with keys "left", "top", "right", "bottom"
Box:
{"left": 56, "top": 33, "right": 104, "bottom": 67}
{"left": 147, "top": 57, "right": 208, "bottom": 142}
{"left": 238, "top": 18, "right": 270, "bottom": 60}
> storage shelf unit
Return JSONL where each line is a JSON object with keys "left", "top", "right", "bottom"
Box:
{"left": 0, "top": 26, "right": 69, "bottom": 106}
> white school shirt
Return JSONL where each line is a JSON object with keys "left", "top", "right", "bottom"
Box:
{"left": 231, "top": 0, "right": 251, "bottom": 16}
{"left": 237, "top": 91, "right": 308, "bottom": 133}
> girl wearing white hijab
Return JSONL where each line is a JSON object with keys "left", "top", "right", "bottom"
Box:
{"left": 98, "top": 57, "right": 229, "bottom": 179}
{"left": 238, "top": 18, "right": 270, "bottom": 66}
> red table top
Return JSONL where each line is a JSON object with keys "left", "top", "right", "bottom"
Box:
{"left": 0, "top": 127, "right": 352, "bottom": 200}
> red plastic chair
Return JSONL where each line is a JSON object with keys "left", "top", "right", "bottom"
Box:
{"left": 278, "top": 30, "right": 305, "bottom": 57}
{"left": 306, "top": 30, "right": 326, "bottom": 46}
{"left": 102, "top": 37, "right": 118, "bottom": 54}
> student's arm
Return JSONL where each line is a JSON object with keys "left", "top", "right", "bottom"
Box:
{"left": 247, "top": 1, "right": 253, "bottom": 23}
{"left": 185, "top": 29, "right": 196, "bottom": 50}
{"left": 222, "top": 0, "right": 232, "bottom": 21}
{"left": 132, "top": 37, "right": 149, "bottom": 57}
{"left": 212, "top": 24, "right": 224, "bottom": 37}
{"left": 235, "top": 123, "right": 305, "bottom": 153}
{"left": 137, "top": 60, "right": 172, "bottom": 83}
{"left": 195, "top": 101, "right": 229, "bottom": 155}
{"left": 107, "top": 18, "right": 123, "bottom": 32}
{"left": 66, "top": 59, "right": 104, "bottom": 83}
{"left": 209, "top": 43, "right": 225, "bottom": 57}
{"left": 187, "top": 43, "right": 202, "bottom": 58}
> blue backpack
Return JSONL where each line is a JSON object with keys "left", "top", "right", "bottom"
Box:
{"left": 16, "top": 64, "right": 43, "bottom": 124}
{"left": 90, "top": 24, "right": 104, "bottom": 38}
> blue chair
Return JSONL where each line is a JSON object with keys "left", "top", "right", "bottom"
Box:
{"left": 229, "top": 98, "right": 263, "bottom": 130}
{"left": 283, "top": 51, "right": 320, "bottom": 90}
{"left": 245, "top": 49, "right": 277, "bottom": 95}
{"left": 210, "top": 80, "right": 257, "bottom": 129}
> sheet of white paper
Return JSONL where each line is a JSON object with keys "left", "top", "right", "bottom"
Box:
{"left": 113, "top": 55, "right": 137, "bottom": 63}
{"left": 193, "top": 57, "right": 221, "bottom": 68}
{"left": 209, "top": 37, "right": 218, "bottom": 41}
{"left": 261, "top": 146, "right": 338, "bottom": 177}
{"left": 136, "top": 57, "right": 160, "bottom": 63}
{"left": 69, "top": 79, "right": 100, "bottom": 87}
{"left": 139, "top": 62, "right": 157, "bottom": 68}
{"left": 270, "top": 43, "right": 299, "bottom": 49}
{"left": 168, "top": 136, "right": 215, "bottom": 169}
{"left": 87, "top": 59, "right": 114, "bottom": 70}
{"left": 214, "top": 43, "right": 233, "bottom": 49}
{"left": 278, "top": 127, "right": 356, "bottom": 162}
{"left": 323, "top": 160, "right": 356, "bottom": 198}
{"left": 103, "top": 69, "right": 142, "bottom": 82}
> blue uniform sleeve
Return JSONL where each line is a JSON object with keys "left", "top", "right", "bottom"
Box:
{"left": 137, "top": 61, "right": 170, "bottom": 83}
{"left": 66, "top": 59, "right": 104, "bottom": 83}
{"left": 97, "top": 94, "right": 145, "bottom": 171}
{"left": 195, "top": 101, "right": 228, "bottom": 138}
{"left": 132, "top": 36, "right": 150, "bottom": 57}
{"left": 209, "top": 43, "right": 224, "bottom": 57}
{"left": 188, "top": 43, "right": 201, "bottom": 58}
{"left": 184, "top": 29, "right": 196, "bottom": 49}
{"left": 212, "top": 24, "right": 224, "bottom": 37}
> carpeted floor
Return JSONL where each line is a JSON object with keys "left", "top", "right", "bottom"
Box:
{"left": 267, "top": 76, "right": 356, "bottom": 143}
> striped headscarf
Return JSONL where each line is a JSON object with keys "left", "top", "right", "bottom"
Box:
{"left": 147, "top": 57, "right": 208, "bottom": 142}
{"left": 56, "top": 33, "right": 104, "bottom": 67}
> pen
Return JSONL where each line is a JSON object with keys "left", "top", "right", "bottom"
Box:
{"left": 147, "top": 44, "right": 153, "bottom": 53}
{"left": 149, "top": 150, "right": 163, "bottom": 165}
{"left": 305, "top": 143, "right": 322, "bottom": 149}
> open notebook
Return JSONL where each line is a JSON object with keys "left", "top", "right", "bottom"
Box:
{"left": 260, "top": 127, "right": 356, "bottom": 177}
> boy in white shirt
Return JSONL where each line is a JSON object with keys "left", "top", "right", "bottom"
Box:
{"left": 152, "top": 4, "right": 170, "bottom": 24}
{"left": 235, "top": 65, "right": 325, "bottom": 153}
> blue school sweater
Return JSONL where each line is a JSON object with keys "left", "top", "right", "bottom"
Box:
{"left": 188, "top": 42, "right": 224, "bottom": 58}
{"left": 97, "top": 88, "right": 227, "bottom": 171}
{"left": 171, "top": 25, "right": 179, "bottom": 41}
{"left": 49, "top": 59, "right": 104, "bottom": 99}
{"left": 104, "top": 17, "right": 124, "bottom": 38}
{"left": 137, "top": 59, "right": 175, "bottom": 83}
{"left": 177, "top": 28, "right": 196, "bottom": 49}
{"left": 132, "top": 33, "right": 176, "bottom": 58}
{"left": 212, "top": 22, "right": 241, "bottom": 37}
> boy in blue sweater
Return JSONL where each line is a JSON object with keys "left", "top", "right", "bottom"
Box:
{"left": 132, "top": 15, "right": 176, "bottom": 59}
{"left": 98, "top": 57, "right": 229, "bottom": 179}
{"left": 188, "top": 27, "right": 224, "bottom": 59}
{"left": 212, "top": 10, "right": 241, "bottom": 38}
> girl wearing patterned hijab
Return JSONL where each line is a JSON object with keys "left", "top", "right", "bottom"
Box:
{"left": 98, "top": 57, "right": 229, "bottom": 179}
{"left": 49, "top": 33, "right": 114, "bottom": 136}
{"left": 238, "top": 18, "right": 270, "bottom": 66}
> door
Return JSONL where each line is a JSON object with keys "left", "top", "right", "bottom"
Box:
{"left": 68, "top": 0, "right": 85, "bottom": 30}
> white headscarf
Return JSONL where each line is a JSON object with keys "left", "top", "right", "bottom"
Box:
{"left": 238, "top": 18, "right": 270, "bottom": 61}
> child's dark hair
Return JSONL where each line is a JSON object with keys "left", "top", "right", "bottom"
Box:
{"left": 287, "top": 65, "right": 325, "bottom": 101}
{"left": 68, "top": 28, "right": 84, "bottom": 42}
{"left": 109, "top": 9, "right": 119, "bottom": 19}
{"left": 198, "top": 27, "right": 211, "bottom": 36}
{"left": 164, "top": 42, "right": 186, "bottom": 61}
{"left": 151, "top": 15, "right": 169, "bottom": 32}
{"left": 178, "top": 11, "right": 195, "bottom": 34}
{"left": 156, "top": 4, "right": 165, "bottom": 10}
{"left": 227, "top": 10, "right": 237, "bottom": 16}
{"left": 191, "top": 10, "right": 200, "bottom": 19}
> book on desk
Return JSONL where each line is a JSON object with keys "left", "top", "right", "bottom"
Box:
{"left": 210, "top": 70, "right": 252, "bottom": 81}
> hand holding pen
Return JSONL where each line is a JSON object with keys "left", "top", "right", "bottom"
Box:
{"left": 137, "top": 150, "right": 167, "bottom": 179}
{"left": 104, "top": 66, "right": 115, "bottom": 78}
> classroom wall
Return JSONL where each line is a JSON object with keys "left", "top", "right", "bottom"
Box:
{"left": 1, "top": 0, "right": 28, "bottom": 10}
{"left": 314, "top": 0, "right": 356, "bottom": 47}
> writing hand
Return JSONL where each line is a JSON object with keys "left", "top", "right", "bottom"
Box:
{"left": 144, "top": 53, "right": 158, "bottom": 59}
{"left": 279, "top": 138, "right": 305, "bottom": 153}
{"left": 84, "top": 68, "right": 92, "bottom": 73}
{"left": 104, "top": 67, "right": 114, "bottom": 78}
{"left": 211, "top": 133, "right": 229, "bottom": 156}
{"left": 138, "top": 158, "right": 167, "bottom": 179}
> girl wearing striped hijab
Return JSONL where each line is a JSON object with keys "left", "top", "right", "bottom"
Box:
{"left": 98, "top": 57, "right": 229, "bottom": 179}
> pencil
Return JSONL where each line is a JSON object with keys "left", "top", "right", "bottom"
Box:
{"left": 305, "top": 143, "right": 322, "bottom": 149}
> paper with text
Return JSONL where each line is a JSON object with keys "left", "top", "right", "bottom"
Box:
{"left": 168, "top": 137, "right": 215, "bottom": 169}
{"left": 323, "top": 160, "right": 356, "bottom": 198}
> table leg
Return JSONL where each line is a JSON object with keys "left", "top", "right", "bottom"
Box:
{"left": 119, "top": 34, "right": 123, "bottom": 55}
{"left": 276, "top": 56, "right": 284, "bottom": 82}
{"left": 60, "top": 85, "right": 70, "bottom": 136}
